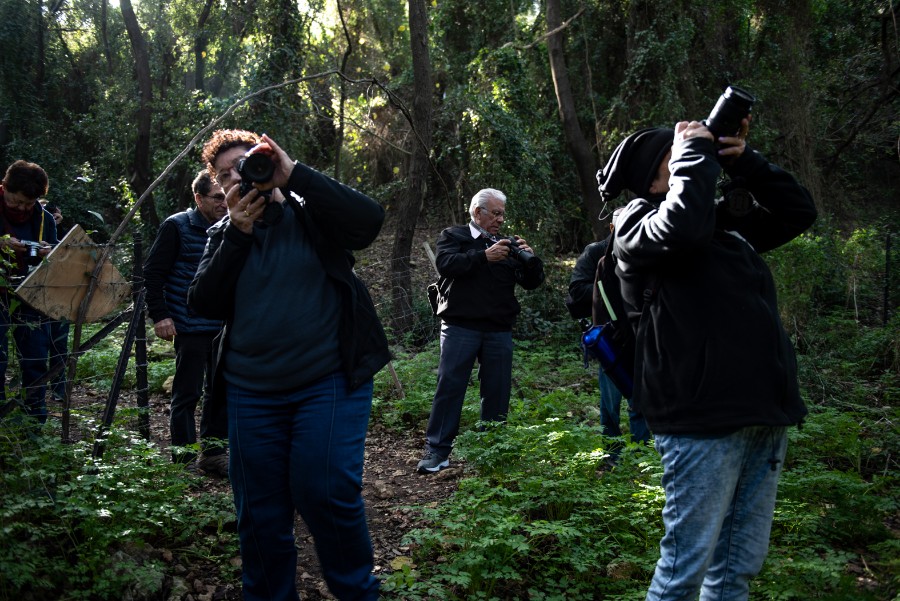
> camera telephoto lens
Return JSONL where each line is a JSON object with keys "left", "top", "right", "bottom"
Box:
{"left": 25, "top": 243, "right": 41, "bottom": 266}
{"left": 237, "top": 152, "right": 276, "bottom": 198}
{"left": 705, "top": 85, "right": 755, "bottom": 139}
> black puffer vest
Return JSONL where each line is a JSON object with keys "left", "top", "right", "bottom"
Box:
{"left": 166, "top": 209, "right": 221, "bottom": 334}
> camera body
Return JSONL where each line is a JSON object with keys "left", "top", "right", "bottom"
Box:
{"left": 705, "top": 85, "right": 755, "bottom": 139}
{"left": 21, "top": 240, "right": 45, "bottom": 266}
{"left": 505, "top": 237, "right": 538, "bottom": 267}
{"left": 237, "top": 151, "right": 276, "bottom": 199}
{"left": 471, "top": 220, "right": 540, "bottom": 267}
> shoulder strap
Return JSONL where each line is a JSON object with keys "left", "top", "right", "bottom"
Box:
{"left": 591, "top": 234, "right": 621, "bottom": 325}
{"left": 596, "top": 266, "right": 618, "bottom": 322}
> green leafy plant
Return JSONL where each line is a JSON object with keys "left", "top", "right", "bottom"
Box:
{"left": 0, "top": 418, "right": 237, "bottom": 600}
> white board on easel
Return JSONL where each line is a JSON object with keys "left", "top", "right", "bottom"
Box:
{"left": 14, "top": 224, "right": 132, "bottom": 323}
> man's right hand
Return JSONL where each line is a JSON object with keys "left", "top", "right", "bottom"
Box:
{"left": 485, "top": 239, "right": 511, "bottom": 262}
{"left": 154, "top": 318, "right": 177, "bottom": 341}
{"left": 674, "top": 120, "right": 714, "bottom": 144}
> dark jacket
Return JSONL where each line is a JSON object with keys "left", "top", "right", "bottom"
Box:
{"left": 566, "top": 237, "right": 608, "bottom": 320}
{"left": 434, "top": 224, "right": 544, "bottom": 332}
{"left": 188, "top": 162, "right": 391, "bottom": 398}
{"left": 144, "top": 208, "right": 222, "bottom": 335}
{"left": 615, "top": 138, "right": 817, "bottom": 435}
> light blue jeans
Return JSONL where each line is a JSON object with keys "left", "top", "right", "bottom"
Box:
{"left": 646, "top": 426, "right": 788, "bottom": 601}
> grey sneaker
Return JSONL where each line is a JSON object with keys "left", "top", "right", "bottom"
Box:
{"left": 197, "top": 453, "right": 229, "bottom": 478}
{"left": 417, "top": 452, "right": 449, "bottom": 474}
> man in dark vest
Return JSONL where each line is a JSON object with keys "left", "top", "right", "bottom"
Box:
{"left": 144, "top": 169, "right": 228, "bottom": 476}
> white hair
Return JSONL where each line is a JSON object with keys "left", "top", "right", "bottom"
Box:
{"left": 468, "top": 188, "right": 507, "bottom": 219}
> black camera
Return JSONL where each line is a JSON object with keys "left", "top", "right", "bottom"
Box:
{"left": 237, "top": 152, "right": 276, "bottom": 198}
{"left": 705, "top": 85, "right": 755, "bottom": 139}
{"left": 21, "top": 240, "right": 44, "bottom": 266}
{"left": 506, "top": 237, "right": 538, "bottom": 267}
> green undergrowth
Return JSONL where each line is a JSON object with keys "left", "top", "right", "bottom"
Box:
{"left": 0, "top": 416, "right": 238, "bottom": 601}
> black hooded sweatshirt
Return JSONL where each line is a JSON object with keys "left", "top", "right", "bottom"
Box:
{"left": 613, "top": 136, "right": 816, "bottom": 435}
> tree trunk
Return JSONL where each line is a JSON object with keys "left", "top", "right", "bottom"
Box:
{"left": 755, "top": 0, "right": 822, "bottom": 215}
{"left": 546, "top": 0, "right": 605, "bottom": 240}
{"left": 100, "top": 0, "right": 112, "bottom": 73}
{"left": 34, "top": 0, "right": 45, "bottom": 97}
{"left": 193, "top": 0, "right": 216, "bottom": 92}
{"left": 333, "top": 0, "right": 353, "bottom": 180}
{"left": 390, "top": 0, "right": 433, "bottom": 334}
{"left": 120, "top": 0, "right": 159, "bottom": 230}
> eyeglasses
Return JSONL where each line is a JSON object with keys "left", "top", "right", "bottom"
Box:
{"left": 481, "top": 209, "right": 505, "bottom": 219}
{"left": 203, "top": 194, "right": 227, "bottom": 204}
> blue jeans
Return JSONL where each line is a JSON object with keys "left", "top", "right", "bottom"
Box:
{"left": 171, "top": 332, "right": 227, "bottom": 461}
{"left": 0, "top": 302, "right": 51, "bottom": 423}
{"left": 226, "top": 374, "right": 379, "bottom": 601}
{"left": 646, "top": 426, "right": 788, "bottom": 601}
{"left": 424, "top": 323, "right": 513, "bottom": 457}
{"left": 598, "top": 367, "right": 650, "bottom": 444}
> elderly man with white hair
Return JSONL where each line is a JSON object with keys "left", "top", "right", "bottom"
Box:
{"left": 417, "top": 188, "right": 545, "bottom": 474}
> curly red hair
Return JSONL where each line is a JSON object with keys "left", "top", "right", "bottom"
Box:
{"left": 201, "top": 129, "right": 260, "bottom": 178}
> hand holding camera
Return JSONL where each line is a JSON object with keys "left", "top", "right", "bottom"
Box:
{"left": 16, "top": 240, "right": 52, "bottom": 268}
{"left": 484, "top": 235, "right": 539, "bottom": 267}
{"left": 229, "top": 135, "right": 296, "bottom": 232}
{"left": 673, "top": 85, "right": 754, "bottom": 162}
{"left": 238, "top": 134, "right": 295, "bottom": 194}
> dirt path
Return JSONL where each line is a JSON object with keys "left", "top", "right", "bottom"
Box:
{"left": 294, "top": 423, "right": 461, "bottom": 599}
{"left": 135, "top": 392, "right": 460, "bottom": 600}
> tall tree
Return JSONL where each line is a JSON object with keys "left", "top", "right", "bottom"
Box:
{"left": 34, "top": 0, "right": 45, "bottom": 98}
{"left": 390, "top": 0, "right": 433, "bottom": 333}
{"left": 193, "top": 0, "right": 216, "bottom": 92}
{"left": 755, "top": 0, "right": 823, "bottom": 214}
{"left": 120, "top": 0, "right": 158, "bottom": 229}
{"left": 546, "top": 0, "right": 604, "bottom": 239}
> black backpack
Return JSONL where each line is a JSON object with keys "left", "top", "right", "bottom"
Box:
{"left": 581, "top": 237, "right": 638, "bottom": 398}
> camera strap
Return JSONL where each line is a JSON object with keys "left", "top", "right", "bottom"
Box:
{"left": 470, "top": 220, "right": 497, "bottom": 242}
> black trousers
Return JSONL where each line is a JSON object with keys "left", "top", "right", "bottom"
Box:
{"left": 170, "top": 331, "right": 227, "bottom": 461}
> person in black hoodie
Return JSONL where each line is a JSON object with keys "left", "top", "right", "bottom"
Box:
{"left": 417, "top": 188, "right": 544, "bottom": 474}
{"left": 188, "top": 129, "right": 389, "bottom": 601}
{"left": 597, "top": 118, "right": 816, "bottom": 600}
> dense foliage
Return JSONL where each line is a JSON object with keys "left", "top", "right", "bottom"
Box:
{"left": 0, "top": 229, "right": 897, "bottom": 600}
{"left": 0, "top": 0, "right": 896, "bottom": 247}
